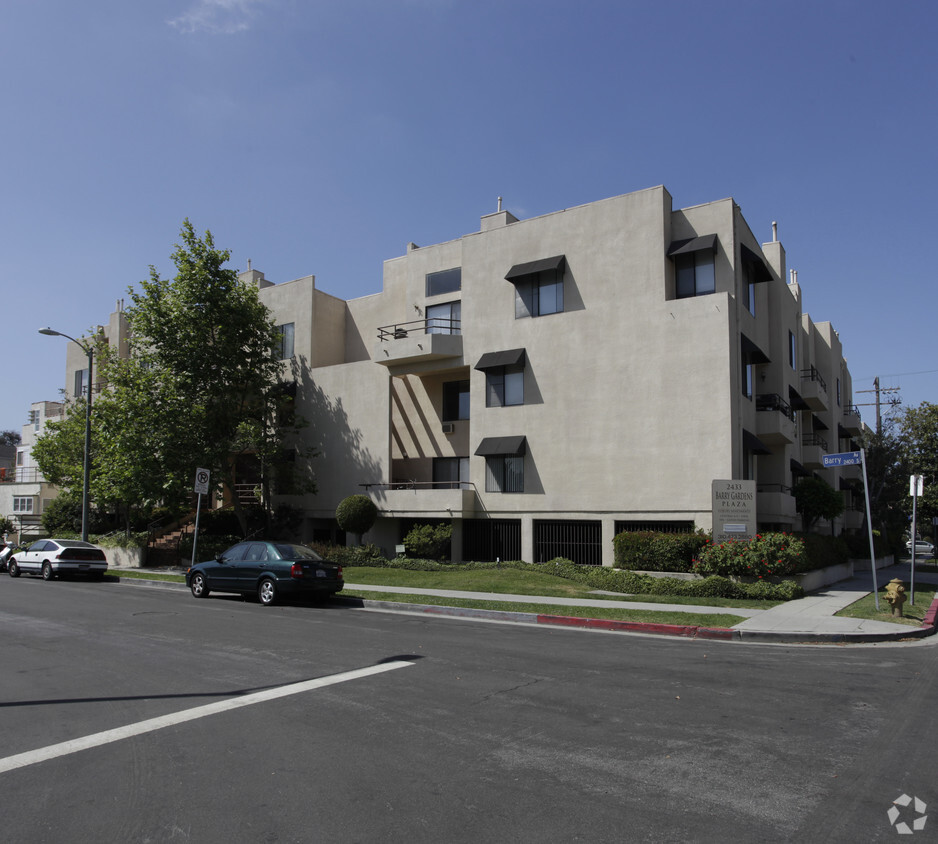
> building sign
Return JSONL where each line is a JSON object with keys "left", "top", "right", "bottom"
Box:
{"left": 711, "top": 480, "right": 756, "bottom": 543}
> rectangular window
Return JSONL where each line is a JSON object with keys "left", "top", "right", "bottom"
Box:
{"left": 13, "top": 497, "right": 34, "bottom": 514}
{"left": 432, "top": 457, "right": 469, "bottom": 489}
{"left": 514, "top": 268, "right": 564, "bottom": 318}
{"left": 485, "top": 364, "right": 524, "bottom": 407}
{"left": 742, "top": 358, "right": 753, "bottom": 399}
{"left": 74, "top": 368, "right": 89, "bottom": 397}
{"left": 442, "top": 380, "right": 469, "bottom": 421}
{"left": 789, "top": 331, "right": 797, "bottom": 369}
{"left": 485, "top": 455, "right": 524, "bottom": 493}
{"left": 16, "top": 452, "right": 24, "bottom": 466}
{"left": 277, "top": 323, "right": 295, "bottom": 359}
{"left": 675, "top": 251, "right": 715, "bottom": 299}
{"left": 743, "top": 264, "right": 756, "bottom": 315}
{"left": 426, "top": 268, "right": 461, "bottom": 298}
{"left": 837, "top": 378, "right": 842, "bottom": 407}
{"left": 426, "top": 301, "right": 461, "bottom": 335}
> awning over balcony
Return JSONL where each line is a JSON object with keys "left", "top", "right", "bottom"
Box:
{"left": 505, "top": 255, "right": 565, "bottom": 281}
{"left": 474, "top": 436, "right": 527, "bottom": 456}
{"left": 790, "top": 458, "right": 809, "bottom": 477}
{"left": 743, "top": 429, "right": 772, "bottom": 455}
{"left": 789, "top": 386, "right": 810, "bottom": 411}
{"left": 667, "top": 233, "right": 718, "bottom": 256}
{"left": 741, "top": 333, "right": 770, "bottom": 365}
{"left": 741, "top": 244, "right": 773, "bottom": 282}
{"left": 474, "top": 348, "right": 526, "bottom": 371}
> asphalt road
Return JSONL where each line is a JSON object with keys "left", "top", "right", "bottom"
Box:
{"left": 1, "top": 577, "right": 936, "bottom": 843}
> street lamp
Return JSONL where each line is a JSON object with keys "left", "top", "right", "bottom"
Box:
{"left": 39, "top": 327, "right": 93, "bottom": 542}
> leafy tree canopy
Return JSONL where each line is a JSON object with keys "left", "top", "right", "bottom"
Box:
{"left": 0, "top": 430, "right": 21, "bottom": 447}
{"left": 34, "top": 220, "right": 315, "bottom": 534}
{"left": 794, "top": 476, "right": 845, "bottom": 533}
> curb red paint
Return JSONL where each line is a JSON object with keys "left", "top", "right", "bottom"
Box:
{"left": 536, "top": 614, "right": 737, "bottom": 640}
{"left": 921, "top": 596, "right": 938, "bottom": 630}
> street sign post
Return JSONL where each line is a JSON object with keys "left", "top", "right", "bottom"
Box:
{"left": 191, "top": 468, "right": 211, "bottom": 567}
{"left": 909, "top": 474, "right": 924, "bottom": 604}
{"left": 822, "top": 451, "right": 862, "bottom": 468}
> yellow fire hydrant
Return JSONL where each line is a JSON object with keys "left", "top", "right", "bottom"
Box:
{"left": 884, "top": 578, "right": 907, "bottom": 617}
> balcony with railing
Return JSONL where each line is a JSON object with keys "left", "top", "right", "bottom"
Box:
{"left": 756, "top": 482, "right": 797, "bottom": 520}
{"left": 0, "top": 467, "right": 48, "bottom": 485}
{"left": 842, "top": 403, "right": 862, "bottom": 436}
{"left": 802, "top": 433, "right": 828, "bottom": 468}
{"left": 358, "top": 480, "right": 479, "bottom": 518}
{"left": 800, "top": 366, "right": 829, "bottom": 411}
{"left": 374, "top": 318, "right": 463, "bottom": 368}
{"left": 755, "top": 393, "right": 796, "bottom": 445}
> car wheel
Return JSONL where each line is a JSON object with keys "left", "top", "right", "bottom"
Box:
{"left": 190, "top": 572, "right": 210, "bottom": 599}
{"left": 257, "top": 578, "right": 277, "bottom": 606}
{"left": 8, "top": 559, "right": 20, "bottom": 578}
{"left": 41, "top": 562, "right": 54, "bottom": 581}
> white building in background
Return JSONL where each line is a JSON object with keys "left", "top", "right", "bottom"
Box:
{"left": 56, "top": 186, "right": 864, "bottom": 564}
{"left": 0, "top": 401, "right": 64, "bottom": 539}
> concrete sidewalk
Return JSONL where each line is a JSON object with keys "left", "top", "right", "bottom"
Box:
{"left": 111, "top": 561, "right": 938, "bottom": 645}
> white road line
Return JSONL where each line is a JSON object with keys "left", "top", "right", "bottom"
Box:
{"left": 0, "top": 660, "right": 414, "bottom": 775}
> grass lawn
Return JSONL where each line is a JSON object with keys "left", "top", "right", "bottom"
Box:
{"left": 342, "top": 566, "right": 779, "bottom": 610}
{"left": 836, "top": 585, "right": 937, "bottom": 627}
{"left": 340, "top": 589, "right": 746, "bottom": 628}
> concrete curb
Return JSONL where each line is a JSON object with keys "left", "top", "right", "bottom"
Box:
{"left": 109, "top": 574, "right": 938, "bottom": 645}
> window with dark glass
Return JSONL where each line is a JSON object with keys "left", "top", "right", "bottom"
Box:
{"left": 486, "top": 364, "right": 524, "bottom": 407}
{"left": 74, "top": 368, "right": 89, "bottom": 397}
{"left": 426, "top": 268, "right": 462, "bottom": 297}
{"left": 433, "top": 456, "right": 469, "bottom": 489}
{"left": 426, "top": 301, "right": 461, "bottom": 335}
{"left": 675, "top": 251, "right": 716, "bottom": 299}
{"left": 442, "top": 379, "right": 469, "bottom": 421}
{"left": 789, "top": 330, "right": 797, "bottom": 369}
{"left": 485, "top": 455, "right": 524, "bottom": 493}
{"left": 277, "top": 323, "right": 295, "bottom": 359}
{"left": 505, "top": 256, "right": 565, "bottom": 319}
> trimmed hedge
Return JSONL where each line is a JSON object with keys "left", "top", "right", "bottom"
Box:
{"left": 613, "top": 531, "right": 709, "bottom": 572}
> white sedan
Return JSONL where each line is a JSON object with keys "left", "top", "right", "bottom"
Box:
{"left": 8, "top": 539, "right": 108, "bottom": 581}
{"left": 906, "top": 539, "right": 935, "bottom": 558}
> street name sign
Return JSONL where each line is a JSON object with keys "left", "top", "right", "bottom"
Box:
{"left": 822, "top": 451, "right": 861, "bottom": 467}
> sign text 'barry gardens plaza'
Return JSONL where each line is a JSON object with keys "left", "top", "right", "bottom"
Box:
{"left": 711, "top": 480, "right": 756, "bottom": 543}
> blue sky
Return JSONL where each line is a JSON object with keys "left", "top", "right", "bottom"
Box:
{"left": 2, "top": 0, "right": 936, "bottom": 435}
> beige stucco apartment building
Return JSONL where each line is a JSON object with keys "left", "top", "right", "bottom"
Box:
{"left": 49, "top": 185, "right": 863, "bottom": 565}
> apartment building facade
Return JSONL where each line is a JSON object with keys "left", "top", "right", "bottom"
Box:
{"left": 55, "top": 186, "right": 862, "bottom": 564}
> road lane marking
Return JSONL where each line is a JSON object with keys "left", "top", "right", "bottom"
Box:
{"left": 0, "top": 660, "right": 414, "bottom": 775}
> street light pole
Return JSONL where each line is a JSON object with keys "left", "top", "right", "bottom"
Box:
{"left": 39, "top": 327, "right": 93, "bottom": 542}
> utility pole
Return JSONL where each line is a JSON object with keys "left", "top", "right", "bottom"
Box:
{"left": 855, "top": 377, "right": 901, "bottom": 434}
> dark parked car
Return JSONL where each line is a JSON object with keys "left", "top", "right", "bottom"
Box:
{"left": 186, "top": 541, "right": 343, "bottom": 606}
{"left": 7, "top": 539, "right": 108, "bottom": 580}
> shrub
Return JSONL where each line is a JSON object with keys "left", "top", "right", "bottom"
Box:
{"left": 693, "top": 533, "right": 805, "bottom": 578}
{"left": 612, "top": 531, "right": 709, "bottom": 572}
{"left": 335, "top": 495, "right": 378, "bottom": 543}
{"left": 403, "top": 523, "right": 452, "bottom": 561}
{"left": 795, "top": 532, "right": 850, "bottom": 569}
{"left": 309, "top": 542, "right": 385, "bottom": 567}
{"left": 178, "top": 534, "right": 242, "bottom": 562}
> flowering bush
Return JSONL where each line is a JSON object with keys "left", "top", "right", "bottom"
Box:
{"left": 693, "top": 533, "right": 805, "bottom": 578}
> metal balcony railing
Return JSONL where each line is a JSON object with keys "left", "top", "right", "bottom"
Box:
{"left": 0, "top": 467, "right": 47, "bottom": 484}
{"left": 377, "top": 317, "right": 461, "bottom": 341}
{"left": 800, "top": 366, "right": 828, "bottom": 392}
{"left": 802, "top": 433, "right": 828, "bottom": 451}
{"left": 755, "top": 393, "right": 795, "bottom": 421}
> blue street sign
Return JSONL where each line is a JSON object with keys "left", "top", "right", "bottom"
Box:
{"left": 822, "top": 451, "right": 862, "bottom": 467}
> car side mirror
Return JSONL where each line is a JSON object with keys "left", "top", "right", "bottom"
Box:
{"left": 215, "top": 553, "right": 226, "bottom": 563}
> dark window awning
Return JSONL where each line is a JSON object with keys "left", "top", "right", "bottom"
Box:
{"left": 474, "top": 436, "right": 527, "bottom": 456}
{"left": 838, "top": 423, "right": 850, "bottom": 439}
{"left": 790, "top": 458, "right": 809, "bottom": 477}
{"left": 474, "top": 348, "right": 526, "bottom": 371}
{"left": 812, "top": 414, "right": 829, "bottom": 431}
{"left": 741, "top": 244, "right": 773, "bottom": 282}
{"left": 505, "top": 255, "right": 565, "bottom": 281}
{"left": 741, "top": 333, "right": 770, "bottom": 365}
{"left": 789, "top": 386, "right": 810, "bottom": 411}
{"left": 667, "top": 233, "right": 718, "bottom": 257}
{"left": 743, "top": 429, "right": 772, "bottom": 455}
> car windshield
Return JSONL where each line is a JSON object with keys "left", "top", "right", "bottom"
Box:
{"left": 274, "top": 544, "right": 323, "bottom": 561}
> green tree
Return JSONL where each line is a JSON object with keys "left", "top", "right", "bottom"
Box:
{"left": 861, "top": 417, "right": 908, "bottom": 550}
{"left": 0, "top": 430, "right": 21, "bottom": 447}
{"left": 34, "top": 221, "right": 315, "bottom": 535}
{"left": 336, "top": 495, "right": 377, "bottom": 544}
{"left": 794, "top": 476, "right": 845, "bottom": 533}
{"left": 897, "top": 401, "right": 938, "bottom": 539}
